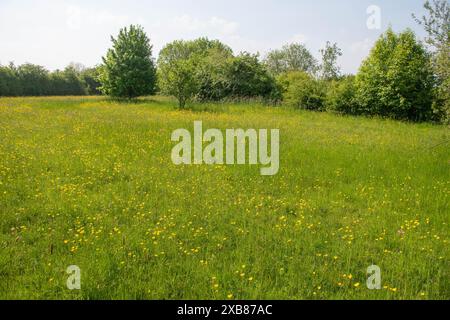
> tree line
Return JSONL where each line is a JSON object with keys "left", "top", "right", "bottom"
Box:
{"left": 0, "top": 0, "right": 448, "bottom": 123}
{"left": 0, "top": 62, "right": 101, "bottom": 96}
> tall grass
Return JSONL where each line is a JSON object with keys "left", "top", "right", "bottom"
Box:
{"left": 0, "top": 96, "right": 448, "bottom": 300}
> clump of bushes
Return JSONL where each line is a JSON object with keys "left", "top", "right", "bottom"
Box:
{"left": 354, "top": 29, "right": 435, "bottom": 122}
{"left": 274, "top": 28, "right": 444, "bottom": 123}
{"left": 326, "top": 76, "right": 359, "bottom": 115}
{"left": 277, "top": 71, "right": 327, "bottom": 111}
{"left": 158, "top": 38, "right": 279, "bottom": 108}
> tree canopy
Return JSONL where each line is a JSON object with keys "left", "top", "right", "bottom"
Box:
{"left": 355, "top": 28, "right": 435, "bottom": 121}
{"left": 99, "top": 25, "right": 157, "bottom": 99}
{"left": 264, "top": 43, "right": 318, "bottom": 76}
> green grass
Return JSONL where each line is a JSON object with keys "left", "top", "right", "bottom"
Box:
{"left": 0, "top": 96, "right": 448, "bottom": 300}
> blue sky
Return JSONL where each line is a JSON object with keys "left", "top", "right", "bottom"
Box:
{"left": 0, "top": 0, "right": 429, "bottom": 74}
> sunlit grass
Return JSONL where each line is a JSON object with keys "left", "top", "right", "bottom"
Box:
{"left": 0, "top": 96, "right": 448, "bottom": 300}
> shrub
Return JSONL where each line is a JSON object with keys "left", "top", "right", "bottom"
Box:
{"left": 326, "top": 76, "right": 359, "bottom": 115}
{"left": 81, "top": 67, "right": 102, "bottom": 95}
{"left": 355, "top": 28, "right": 435, "bottom": 122}
{"left": 195, "top": 44, "right": 234, "bottom": 102}
{"left": 277, "top": 71, "right": 327, "bottom": 111}
{"left": 225, "top": 52, "right": 279, "bottom": 101}
{"left": 158, "top": 39, "right": 279, "bottom": 106}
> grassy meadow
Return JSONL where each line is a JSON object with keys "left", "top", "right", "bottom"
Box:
{"left": 0, "top": 96, "right": 448, "bottom": 300}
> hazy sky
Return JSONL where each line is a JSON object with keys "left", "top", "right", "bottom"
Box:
{"left": 0, "top": 0, "right": 429, "bottom": 74}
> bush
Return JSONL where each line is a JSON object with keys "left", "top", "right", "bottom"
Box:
{"left": 277, "top": 71, "right": 327, "bottom": 111}
{"left": 326, "top": 76, "right": 359, "bottom": 115}
{"left": 226, "top": 52, "right": 279, "bottom": 101}
{"left": 158, "top": 38, "right": 279, "bottom": 107}
{"left": 81, "top": 67, "right": 102, "bottom": 95}
{"left": 195, "top": 42, "right": 234, "bottom": 102}
{"left": 355, "top": 29, "right": 435, "bottom": 122}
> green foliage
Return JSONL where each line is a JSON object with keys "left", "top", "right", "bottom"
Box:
{"left": 194, "top": 41, "right": 234, "bottom": 102}
{"left": 265, "top": 43, "right": 318, "bottom": 76}
{"left": 16, "top": 63, "right": 51, "bottom": 96}
{"left": 0, "top": 63, "right": 90, "bottom": 97}
{"left": 81, "top": 67, "right": 102, "bottom": 95}
{"left": 414, "top": 0, "right": 450, "bottom": 123}
{"left": 158, "top": 38, "right": 278, "bottom": 107}
{"left": 319, "top": 42, "right": 343, "bottom": 80}
{"left": 226, "top": 52, "right": 279, "bottom": 101}
{"left": 99, "top": 25, "right": 157, "bottom": 99}
{"left": 277, "top": 71, "right": 327, "bottom": 111}
{"left": 51, "top": 67, "right": 87, "bottom": 96}
{"left": 157, "top": 40, "right": 203, "bottom": 108}
{"left": 158, "top": 57, "right": 199, "bottom": 109}
{"left": 0, "top": 63, "right": 22, "bottom": 96}
{"left": 326, "top": 76, "right": 359, "bottom": 115}
{"left": 355, "top": 29, "right": 435, "bottom": 121}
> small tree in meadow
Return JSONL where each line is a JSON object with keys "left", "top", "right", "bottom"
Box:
{"left": 99, "top": 25, "right": 157, "bottom": 99}
{"left": 157, "top": 40, "right": 201, "bottom": 108}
